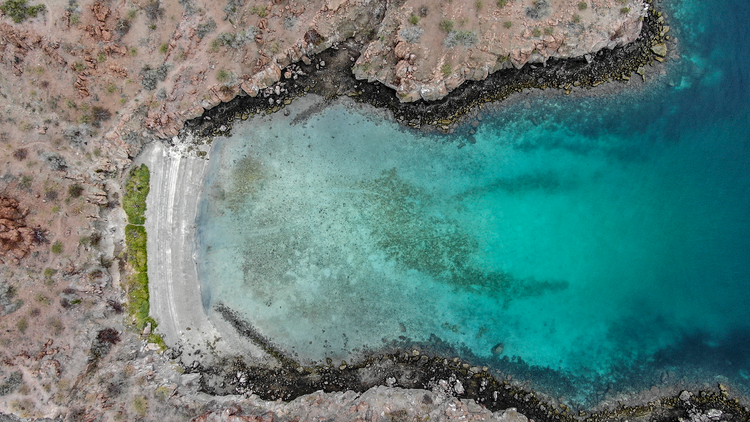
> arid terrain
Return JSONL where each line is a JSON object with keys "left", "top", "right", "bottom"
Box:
{"left": 0, "top": 0, "right": 698, "bottom": 420}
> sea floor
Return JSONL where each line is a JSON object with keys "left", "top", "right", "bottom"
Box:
{"left": 195, "top": 0, "right": 750, "bottom": 406}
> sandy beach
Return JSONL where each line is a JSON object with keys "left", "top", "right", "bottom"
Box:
{"left": 137, "top": 138, "right": 269, "bottom": 366}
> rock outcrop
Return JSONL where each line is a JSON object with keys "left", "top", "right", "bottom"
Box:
{"left": 352, "top": 0, "right": 647, "bottom": 101}
{"left": 193, "top": 386, "right": 529, "bottom": 422}
{"left": 0, "top": 197, "right": 38, "bottom": 263}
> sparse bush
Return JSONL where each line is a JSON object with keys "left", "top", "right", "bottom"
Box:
{"left": 250, "top": 4, "right": 267, "bottom": 17}
{"left": 0, "top": 0, "right": 45, "bottom": 23}
{"left": 526, "top": 0, "right": 550, "bottom": 19}
{"left": 159, "top": 43, "right": 168, "bottom": 54}
{"left": 139, "top": 64, "right": 170, "bottom": 90}
{"left": 439, "top": 19, "right": 454, "bottom": 32}
{"left": 68, "top": 184, "right": 84, "bottom": 198}
{"left": 47, "top": 317, "right": 63, "bottom": 335}
{"left": 578, "top": 1, "right": 587, "bottom": 10}
{"left": 531, "top": 27, "right": 542, "bottom": 37}
{"left": 43, "top": 267, "right": 56, "bottom": 278}
{"left": 19, "top": 175, "right": 32, "bottom": 190}
{"left": 503, "top": 20, "right": 512, "bottom": 28}
{"left": 572, "top": 13, "right": 581, "bottom": 23}
{"left": 51, "top": 241, "right": 63, "bottom": 254}
{"left": 216, "top": 69, "right": 230, "bottom": 83}
{"left": 399, "top": 26, "right": 423, "bottom": 43}
{"left": 496, "top": 0, "right": 508, "bottom": 7}
{"left": 475, "top": 0, "right": 483, "bottom": 10}
{"left": 143, "top": 0, "right": 163, "bottom": 21}
{"left": 419, "top": 5, "right": 428, "bottom": 16}
{"left": 409, "top": 14, "right": 419, "bottom": 25}
{"left": 283, "top": 15, "right": 295, "bottom": 29}
{"left": 44, "top": 153, "right": 67, "bottom": 171}
{"left": 444, "top": 29, "right": 478, "bottom": 47}
{"left": 12, "top": 148, "right": 27, "bottom": 161}
{"left": 0, "top": 372, "right": 22, "bottom": 396}
{"left": 215, "top": 26, "right": 258, "bottom": 49}
{"left": 223, "top": 0, "right": 243, "bottom": 16}
{"left": 97, "top": 52, "right": 107, "bottom": 63}
{"left": 196, "top": 18, "right": 216, "bottom": 39}
{"left": 45, "top": 189, "right": 58, "bottom": 201}
{"left": 64, "top": 125, "right": 91, "bottom": 148}
{"left": 89, "top": 327, "right": 120, "bottom": 362}
{"left": 133, "top": 396, "right": 148, "bottom": 417}
{"left": 16, "top": 317, "right": 27, "bottom": 333}
{"left": 115, "top": 19, "right": 131, "bottom": 37}
{"left": 441, "top": 63, "right": 452, "bottom": 76}
{"left": 178, "top": 0, "right": 195, "bottom": 14}
{"left": 544, "top": 26, "right": 554, "bottom": 35}
{"left": 620, "top": 6, "right": 630, "bottom": 13}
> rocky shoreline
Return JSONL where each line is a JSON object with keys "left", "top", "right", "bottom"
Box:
{"left": 182, "top": 0, "right": 670, "bottom": 139}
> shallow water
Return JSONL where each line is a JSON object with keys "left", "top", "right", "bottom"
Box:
{"left": 196, "top": 0, "right": 750, "bottom": 405}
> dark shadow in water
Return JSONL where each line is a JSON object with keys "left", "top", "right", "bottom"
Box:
{"left": 652, "top": 329, "right": 750, "bottom": 381}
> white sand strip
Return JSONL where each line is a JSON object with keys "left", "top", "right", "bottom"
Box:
{"left": 137, "top": 140, "right": 268, "bottom": 365}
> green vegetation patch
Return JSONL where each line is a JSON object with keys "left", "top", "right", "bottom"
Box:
{"left": 123, "top": 164, "right": 150, "bottom": 225}
{"left": 121, "top": 163, "right": 164, "bottom": 348}
{"left": 0, "top": 0, "right": 45, "bottom": 23}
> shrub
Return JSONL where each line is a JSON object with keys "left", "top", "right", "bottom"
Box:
{"left": 250, "top": 5, "right": 267, "bottom": 17}
{"left": 19, "top": 175, "right": 32, "bottom": 190}
{"left": 531, "top": 27, "right": 542, "bottom": 37}
{"left": 475, "top": 0, "right": 483, "bottom": 10}
{"left": 444, "top": 30, "right": 478, "bottom": 47}
{"left": 133, "top": 396, "right": 148, "bottom": 417}
{"left": 441, "top": 63, "right": 452, "bottom": 76}
{"left": 139, "top": 64, "right": 169, "bottom": 90}
{"left": 143, "top": 0, "right": 163, "bottom": 21}
{"left": 496, "top": 0, "right": 508, "bottom": 6}
{"left": 578, "top": 1, "right": 587, "bottom": 10}
{"left": 409, "top": 14, "right": 419, "bottom": 25}
{"left": 439, "top": 19, "right": 454, "bottom": 32}
{"left": 525, "top": 0, "right": 549, "bottom": 19}
{"left": 43, "top": 268, "right": 56, "bottom": 278}
{"left": 620, "top": 6, "right": 630, "bottom": 13}
{"left": 51, "top": 241, "right": 63, "bottom": 254}
{"left": 16, "top": 317, "right": 27, "bottom": 333}
{"left": 543, "top": 26, "right": 554, "bottom": 35}
{"left": 196, "top": 18, "right": 216, "bottom": 39}
{"left": 12, "top": 148, "right": 27, "bottom": 160}
{"left": 399, "top": 26, "right": 423, "bottom": 43}
{"left": 159, "top": 43, "right": 168, "bottom": 54}
{"left": 68, "top": 184, "right": 84, "bottom": 198}
{"left": 216, "top": 69, "right": 230, "bottom": 83}
{"left": 419, "top": 5, "right": 428, "bottom": 16}
{"left": 0, "top": 0, "right": 45, "bottom": 23}
{"left": 503, "top": 20, "right": 512, "bottom": 28}
{"left": 572, "top": 13, "right": 581, "bottom": 23}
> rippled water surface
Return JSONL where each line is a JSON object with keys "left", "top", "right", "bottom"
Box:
{"left": 196, "top": 0, "right": 750, "bottom": 404}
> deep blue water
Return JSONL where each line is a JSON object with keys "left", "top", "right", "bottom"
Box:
{"left": 196, "top": 0, "right": 750, "bottom": 405}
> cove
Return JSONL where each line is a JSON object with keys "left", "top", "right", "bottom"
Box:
{"left": 194, "top": 0, "right": 750, "bottom": 405}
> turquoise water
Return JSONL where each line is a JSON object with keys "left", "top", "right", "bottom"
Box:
{"left": 196, "top": 0, "right": 750, "bottom": 404}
